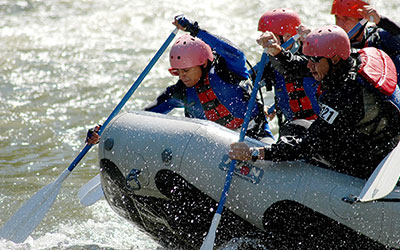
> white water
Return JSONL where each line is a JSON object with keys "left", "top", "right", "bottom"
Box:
{"left": 0, "top": 0, "right": 398, "bottom": 249}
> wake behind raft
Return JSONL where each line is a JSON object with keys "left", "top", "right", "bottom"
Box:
{"left": 97, "top": 111, "right": 400, "bottom": 249}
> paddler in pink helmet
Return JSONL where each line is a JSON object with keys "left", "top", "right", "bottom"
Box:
{"left": 87, "top": 14, "right": 275, "bottom": 145}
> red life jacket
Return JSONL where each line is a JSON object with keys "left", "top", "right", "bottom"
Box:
{"left": 285, "top": 81, "right": 320, "bottom": 120}
{"left": 195, "top": 77, "right": 244, "bottom": 129}
{"left": 357, "top": 47, "right": 397, "bottom": 96}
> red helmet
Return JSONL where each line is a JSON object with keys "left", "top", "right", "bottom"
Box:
{"left": 258, "top": 8, "right": 301, "bottom": 36}
{"left": 331, "top": 0, "right": 370, "bottom": 19}
{"left": 303, "top": 25, "right": 351, "bottom": 60}
{"left": 169, "top": 34, "right": 213, "bottom": 75}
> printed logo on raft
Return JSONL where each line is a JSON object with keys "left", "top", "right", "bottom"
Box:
{"left": 218, "top": 155, "right": 264, "bottom": 184}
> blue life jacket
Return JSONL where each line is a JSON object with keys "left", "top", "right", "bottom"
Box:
{"left": 185, "top": 68, "right": 252, "bottom": 123}
{"left": 274, "top": 71, "right": 320, "bottom": 121}
{"left": 259, "top": 42, "right": 320, "bottom": 122}
{"left": 184, "top": 69, "right": 273, "bottom": 138}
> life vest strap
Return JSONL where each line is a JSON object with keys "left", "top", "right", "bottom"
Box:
{"left": 285, "top": 81, "right": 317, "bottom": 120}
{"left": 196, "top": 77, "right": 244, "bottom": 129}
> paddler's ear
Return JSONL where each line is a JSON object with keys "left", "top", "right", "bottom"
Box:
{"left": 331, "top": 55, "right": 341, "bottom": 65}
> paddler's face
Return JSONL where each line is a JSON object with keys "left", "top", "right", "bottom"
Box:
{"left": 306, "top": 57, "right": 330, "bottom": 82}
{"left": 335, "top": 15, "right": 361, "bottom": 38}
{"left": 178, "top": 65, "right": 203, "bottom": 87}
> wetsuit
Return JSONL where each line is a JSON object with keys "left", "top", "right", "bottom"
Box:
{"left": 262, "top": 52, "right": 400, "bottom": 179}
{"left": 145, "top": 29, "right": 274, "bottom": 140}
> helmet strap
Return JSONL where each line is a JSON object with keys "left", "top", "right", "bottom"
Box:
{"left": 279, "top": 36, "right": 285, "bottom": 45}
{"left": 327, "top": 57, "right": 335, "bottom": 75}
{"left": 197, "top": 60, "right": 211, "bottom": 84}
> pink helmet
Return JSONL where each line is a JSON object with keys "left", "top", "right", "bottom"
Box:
{"left": 258, "top": 8, "right": 301, "bottom": 36}
{"left": 169, "top": 34, "right": 213, "bottom": 75}
{"left": 303, "top": 25, "right": 351, "bottom": 60}
{"left": 331, "top": 0, "right": 370, "bottom": 19}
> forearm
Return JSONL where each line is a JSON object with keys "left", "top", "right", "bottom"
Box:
{"left": 378, "top": 16, "right": 400, "bottom": 36}
{"left": 262, "top": 136, "right": 308, "bottom": 161}
{"left": 144, "top": 83, "right": 185, "bottom": 113}
{"left": 197, "top": 29, "right": 249, "bottom": 79}
{"left": 272, "top": 50, "right": 310, "bottom": 78}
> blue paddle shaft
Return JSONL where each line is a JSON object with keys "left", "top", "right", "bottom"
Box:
{"left": 215, "top": 35, "right": 298, "bottom": 214}
{"left": 67, "top": 28, "right": 178, "bottom": 172}
{"left": 267, "top": 104, "right": 275, "bottom": 115}
{"left": 347, "top": 19, "right": 367, "bottom": 38}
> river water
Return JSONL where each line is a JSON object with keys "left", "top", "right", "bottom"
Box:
{"left": 0, "top": 0, "right": 398, "bottom": 249}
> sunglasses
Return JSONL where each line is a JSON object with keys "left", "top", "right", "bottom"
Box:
{"left": 306, "top": 55, "right": 324, "bottom": 63}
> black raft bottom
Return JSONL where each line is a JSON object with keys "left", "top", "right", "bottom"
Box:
{"left": 100, "top": 159, "right": 389, "bottom": 250}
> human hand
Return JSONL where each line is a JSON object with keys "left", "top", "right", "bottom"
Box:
{"left": 265, "top": 106, "right": 276, "bottom": 120}
{"left": 86, "top": 125, "right": 101, "bottom": 145}
{"left": 256, "top": 31, "right": 282, "bottom": 56}
{"left": 296, "top": 24, "right": 311, "bottom": 43}
{"left": 229, "top": 142, "right": 251, "bottom": 161}
{"left": 358, "top": 6, "right": 381, "bottom": 24}
{"left": 173, "top": 14, "right": 199, "bottom": 36}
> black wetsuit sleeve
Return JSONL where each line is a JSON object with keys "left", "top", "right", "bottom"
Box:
{"left": 271, "top": 49, "right": 311, "bottom": 78}
{"left": 378, "top": 16, "right": 400, "bottom": 36}
{"left": 262, "top": 63, "right": 276, "bottom": 92}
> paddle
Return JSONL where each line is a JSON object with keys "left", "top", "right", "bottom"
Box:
{"left": 357, "top": 141, "right": 400, "bottom": 202}
{"left": 77, "top": 173, "right": 104, "bottom": 206}
{"left": 347, "top": 18, "right": 367, "bottom": 38}
{"left": 200, "top": 34, "right": 300, "bottom": 250}
{"left": 78, "top": 175, "right": 104, "bottom": 206}
{"left": 266, "top": 104, "right": 275, "bottom": 115}
{"left": 0, "top": 27, "right": 179, "bottom": 244}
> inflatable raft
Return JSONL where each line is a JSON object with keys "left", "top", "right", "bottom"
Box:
{"left": 97, "top": 111, "right": 400, "bottom": 249}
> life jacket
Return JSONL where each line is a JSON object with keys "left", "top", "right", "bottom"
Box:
{"left": 352, "top": 46, "right": 400, "bottom": 139}
{"left": 357, "top": 47, "right": 400, "bottom": 111}
{"left": 274, "top": 71, "right": 320, "bottom": 121}
{"left": 195, "top": 76, "right": 244, "bottom": 129}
